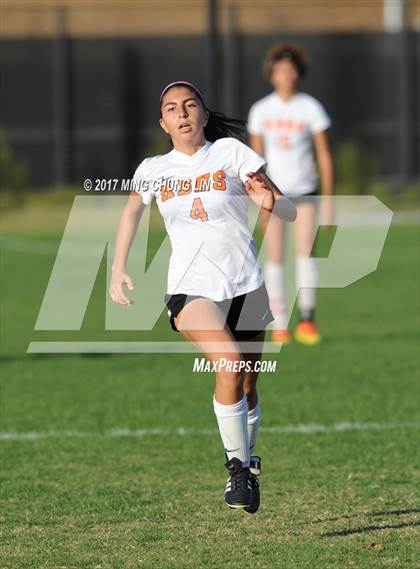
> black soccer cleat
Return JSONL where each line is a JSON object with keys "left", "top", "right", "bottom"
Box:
{"left": 224, "top": 457, "right": 252, "bottom": 509}
{"left": 244, "top": 455, "right": 261, "bottom": 514}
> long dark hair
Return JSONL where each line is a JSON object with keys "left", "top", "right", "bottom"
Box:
{"left": 204, "top": 109, "right": 247, "bottom": 142}
{"left": 159, "top": 81, "right": 247, "bottom": 144}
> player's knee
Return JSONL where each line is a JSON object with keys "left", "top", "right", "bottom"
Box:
{"left": 215, "top": 354, "right": 244, "bottom": 386}
{"left": 244, "top": 379, "right": 257, "bottom": 396}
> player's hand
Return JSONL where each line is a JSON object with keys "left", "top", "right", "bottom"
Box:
{"left": 320, "top": 195, "right": 334, "bottom": 228}
{"left": 109, "top": 270, "right": 134, "bottom": 305}
{"left": 245, "top": 171, "right": 274, "bottom": 211}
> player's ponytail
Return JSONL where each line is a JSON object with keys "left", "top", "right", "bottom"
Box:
{"left": 159, "top": 80, "right": 248, "bottom": 144}
{"left": 204, "top": 109, "right": 247, "bottom": 142}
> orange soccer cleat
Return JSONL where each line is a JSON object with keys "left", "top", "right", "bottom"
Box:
{"left": 271, "top": 329, "right": 293, "bottom": 344}
{"left": 294, "top": 320, "right": 321, "bottom": 345}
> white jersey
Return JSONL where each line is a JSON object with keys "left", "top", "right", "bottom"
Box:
{"left": 247, "top": 92, "right": 331, "bottom": 196}
{"left": 132, "top": 137, "right": 267, "bottom": 301}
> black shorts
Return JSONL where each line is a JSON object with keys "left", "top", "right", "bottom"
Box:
{"left": 288, "top": 187, "right": 319, "bottom": 204}
{"left": 164, "top": 283, "right": 274, "bottom": 342}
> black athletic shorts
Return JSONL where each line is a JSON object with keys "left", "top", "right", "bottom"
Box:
{"left": 164, "top": 283, "right": 274, "bottom": 342}
{"left": 287, "top": 187, "right": 319, "bottom": 205}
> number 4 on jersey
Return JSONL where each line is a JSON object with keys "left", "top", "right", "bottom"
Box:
{"left": 190, "top": 197, "right": 208, "bottom": 221}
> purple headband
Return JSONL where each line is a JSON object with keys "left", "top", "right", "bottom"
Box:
{"left": 159, "top": 80, "right": 205, "bottom": 105}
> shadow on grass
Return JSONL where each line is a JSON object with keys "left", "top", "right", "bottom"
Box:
{"left": 309, "top": 508, "right": 420, "bottom": 525}
{"left": 321, "top": 519, "right": 420, "bottom": 537}
{"left": 307, "top": 508, "right": 420, "bottom": 537}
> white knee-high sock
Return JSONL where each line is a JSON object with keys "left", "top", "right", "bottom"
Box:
{"left": 264, "top": 261, "right": 288, "bottom": 330}
{"left": 213, "top": 394, "right": 250, "bottom": 467}
{"left": 295, "top": 256, "right": 318, "bottom": 320}
{"left": 247, "top": 399, "right": 261, "bottom": 454}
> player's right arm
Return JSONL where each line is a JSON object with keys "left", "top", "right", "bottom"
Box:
{"left": 248, "top": 134, "right": 264, "bottom": 157}
{"left": 109, "top": 192, "right": 145, "bottom": 305}
{"left": 247, "top": 101, "right": 265, "bottom": 157}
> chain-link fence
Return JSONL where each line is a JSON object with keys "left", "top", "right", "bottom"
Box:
{"left": 1, "top": 1, "right": 419, "bottom": 188}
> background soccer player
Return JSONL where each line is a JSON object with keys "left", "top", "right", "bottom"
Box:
{"left": 248, "top": 44, "right": 334, "bottom": 345}
{"left": 109, "top": 80, "right": 296, "bottom": 513}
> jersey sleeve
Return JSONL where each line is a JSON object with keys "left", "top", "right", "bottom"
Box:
{"left": 131, "top": 158, "right": 154, "bottom": 205}
{"left": 230, "top": 138, "right": 267, "bottom": 184}
{"left": 247, "top": 103, "right": 264, "bottom": 135}
{"left": 308, "top": 98, "right": 331, "bottom": 134}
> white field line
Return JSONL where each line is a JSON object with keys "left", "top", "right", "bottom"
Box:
{"left": 0, "top": 421, "right": 418, "bottom": 442}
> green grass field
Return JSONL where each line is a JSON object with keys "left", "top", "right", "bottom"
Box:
{"left": 1, "top": 203, "right": 419, "bottom": 569}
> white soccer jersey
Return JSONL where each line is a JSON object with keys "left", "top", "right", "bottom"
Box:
{"left": 248, "top": 92, "right": 331, "bottom": 196}
{"left": 132, "top": 137, "right": 267, "bottom": 301}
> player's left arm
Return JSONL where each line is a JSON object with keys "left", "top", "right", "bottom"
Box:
{"left": 245, "top": 167, "right": 297, "bottom": 222}
{"left": 313, "top": 129, "right": 334, "bottom": 226}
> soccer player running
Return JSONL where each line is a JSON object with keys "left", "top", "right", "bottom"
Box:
{"left": 248, "top": 44, "right": 334, "bottom": 345}
{"left": 109, "top": 80, "right": 296, "bottom": 513}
